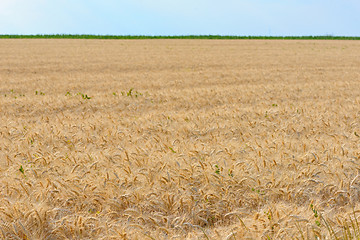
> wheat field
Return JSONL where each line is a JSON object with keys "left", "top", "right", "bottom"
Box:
{"left": 0, "top": 39, "right": 360, "bottom": 239}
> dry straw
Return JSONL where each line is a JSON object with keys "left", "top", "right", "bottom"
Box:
{"left": 0, "top": 39, "right": 360, "bottom": 239}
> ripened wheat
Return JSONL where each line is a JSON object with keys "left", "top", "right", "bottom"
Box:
{"left": 0, "top": 39, "right": 360, "bottom": 239}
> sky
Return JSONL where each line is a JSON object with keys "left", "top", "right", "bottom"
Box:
{"left": 0, "top": 0, "right": 359, "bottom": 36}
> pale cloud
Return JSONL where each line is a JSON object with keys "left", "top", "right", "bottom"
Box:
{"left": 0, "top": 0, "right": 88, "bottom": 34}
{"left": 0, "top": 0, "right": 46, "bottom": 15}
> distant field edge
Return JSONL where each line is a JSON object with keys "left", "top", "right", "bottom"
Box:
{"left": 1, "top": 35, "right": 360, "bottom": 40}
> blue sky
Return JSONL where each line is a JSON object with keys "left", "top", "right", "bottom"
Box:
{"left": 0, "top": 0, "right": 359, "bottom": 36}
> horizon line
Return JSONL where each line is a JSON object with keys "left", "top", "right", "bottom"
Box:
{"left": 1, "top": 34, "right": 360, "bottom": 40}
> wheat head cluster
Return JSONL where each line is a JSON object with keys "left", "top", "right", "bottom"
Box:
{"left": 0, "top": 39, "right": 360, "bottom": 239}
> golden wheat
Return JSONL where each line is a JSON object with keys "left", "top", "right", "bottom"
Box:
{"left": 0, "top": 39, "right": 360, "bottom": 239}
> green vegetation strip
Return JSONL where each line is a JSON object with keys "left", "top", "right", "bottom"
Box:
{"left": 0, "top": 34, "right": 359, "bottom": 40}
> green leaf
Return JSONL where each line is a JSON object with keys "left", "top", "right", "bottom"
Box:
{"left": 19, "top": 165, "right": 24, "bottom": 174}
